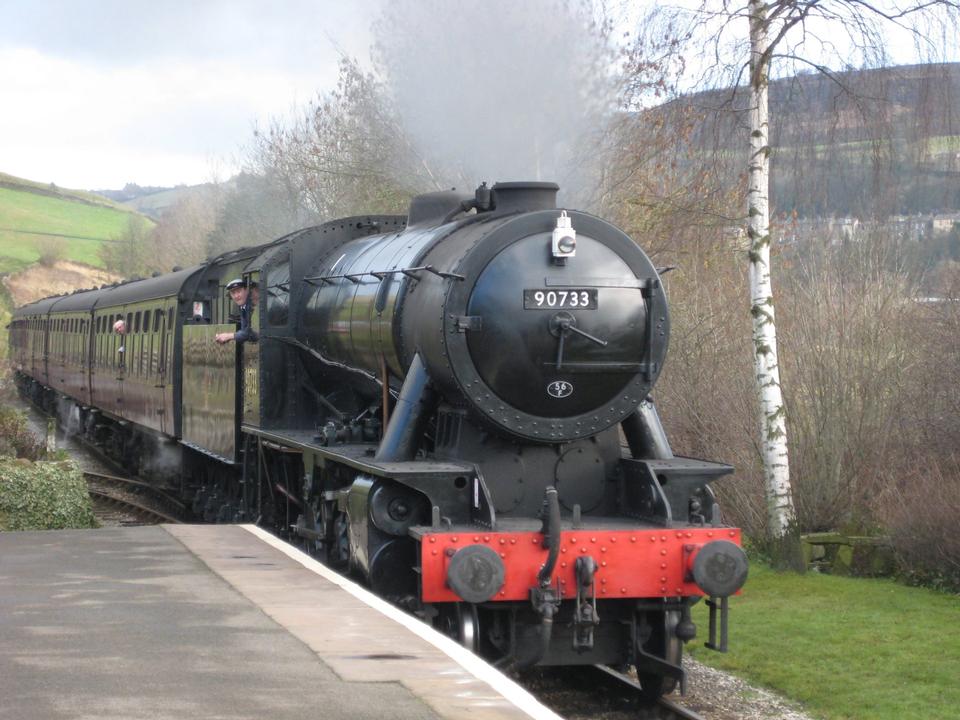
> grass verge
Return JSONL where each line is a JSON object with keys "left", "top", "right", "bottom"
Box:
{"left": 688, "top": 563, "right": 960, "bottom": 720}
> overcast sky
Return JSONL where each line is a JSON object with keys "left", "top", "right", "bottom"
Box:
{"left": 0, "top": 0, "right": 375, "bottom": 190}
{"left": 1, "top": 1, "right": 954, "bottom": 192}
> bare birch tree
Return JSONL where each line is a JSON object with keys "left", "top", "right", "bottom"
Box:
{"left": 632, "top": 0, "right": 959, "bottom": 565}
{"left": 745, "top": 0, "right": 798, "bottom": 552}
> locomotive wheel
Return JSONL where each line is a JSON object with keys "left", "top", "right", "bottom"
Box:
{"left": 458, "top": 603, "right": 480, "bottom": 652}
{"left": 437, "top": 603, "right": 480, "bottom": 653}
{"left": 635, "top": 608, "right": 682, "bottom": 701}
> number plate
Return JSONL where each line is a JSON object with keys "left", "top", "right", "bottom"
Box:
{"left": 523, "top": 288, "right": 597, "bottom": 310}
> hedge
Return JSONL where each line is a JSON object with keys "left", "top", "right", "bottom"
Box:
{"left": 0, "top": 458, "right": 97, "bottom": 530}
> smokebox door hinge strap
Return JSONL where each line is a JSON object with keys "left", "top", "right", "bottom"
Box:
{"left": 640, "top": 277, "right": 660, "bottom": 381}
{"left": 456, "top": 316, "right": 482, "bottom": 332}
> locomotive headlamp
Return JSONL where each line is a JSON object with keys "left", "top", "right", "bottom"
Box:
{"left": 552, "top": 210, "right": 577, "bottom": 258}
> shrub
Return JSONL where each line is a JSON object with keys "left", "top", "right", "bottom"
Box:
{"left": 0, "top": 458, "right": 97, "bottom": 530}
{"left": 0, "top": 406, "right": 45, "bottom": 461}
{"left": 35, "top": 236, "right": 67, "bottom": 266}
{"left": 878, "top": 457, "right": 960, "bottom": 593}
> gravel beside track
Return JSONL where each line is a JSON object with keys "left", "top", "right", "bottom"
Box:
{"left": 525, "top": 661, "right": 815, "bottom": 720}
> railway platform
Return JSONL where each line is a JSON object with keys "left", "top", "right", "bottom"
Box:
{"left": 0, "top": 524, "right": 561, "bottom": 720}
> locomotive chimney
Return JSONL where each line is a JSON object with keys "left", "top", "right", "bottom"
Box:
{"left": 490, "top": 181, "right": 558, "bottom": 214}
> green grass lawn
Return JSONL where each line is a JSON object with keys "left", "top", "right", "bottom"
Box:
{"left": 0, "top": 186, "right": 138, "bottom": 272}
{"left": 688, "top": 563, "right": 960, "bottom": 720}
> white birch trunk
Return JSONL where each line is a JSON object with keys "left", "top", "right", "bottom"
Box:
{"left": 748, "top": 0, "right": 796, "bottom": 538}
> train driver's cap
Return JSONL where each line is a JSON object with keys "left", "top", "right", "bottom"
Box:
{"left": 225, "top": 278, "right": 246, "bottom": 290}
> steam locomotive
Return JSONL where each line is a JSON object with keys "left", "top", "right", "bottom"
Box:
{"left": 9, "top": 181, "right": 747, "bottom": 697}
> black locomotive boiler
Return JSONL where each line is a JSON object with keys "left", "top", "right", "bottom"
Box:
{"left": 9, "top": 181, "right": 747, "bottom": 698}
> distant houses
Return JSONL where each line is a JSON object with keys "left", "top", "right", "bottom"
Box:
{"left": 772, "top": 212, "right": 960, "bottom": 246}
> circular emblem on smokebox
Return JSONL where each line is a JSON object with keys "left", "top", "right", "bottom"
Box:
{"left": 547, "top": 380, "right": 573, "bottom": 398}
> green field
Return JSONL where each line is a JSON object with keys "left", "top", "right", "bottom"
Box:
{"left": 0, "top": 174, "right": 153, "bottom": 360}
{"left": 0, "top": 182, "right": 140, "bottom": 274}
{"left": 689, "top": 564, "right": 960, "bottom": 720}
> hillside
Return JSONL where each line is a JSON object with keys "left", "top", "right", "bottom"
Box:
{"left": 122, "top": 183, "right": 219, "bottom": 219}
{"left": 0, "top": 173, "right": 149, "bottom": 359}
{"left": 0, "top": 173, "right": 148, "bottom": 276}
{"left": 667, "top": 62, "right": 960, "bottom": 217}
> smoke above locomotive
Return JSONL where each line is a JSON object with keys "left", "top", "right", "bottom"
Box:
{"left": 372, "top": 0, "right": 617, "bottom": 200}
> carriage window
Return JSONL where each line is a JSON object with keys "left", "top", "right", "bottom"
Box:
{"left": 169, "top": 307, "right": 174, "bottom": 328}
{"left": 154, "top": 308, "right": 162, "bottom": 332}
{"left": 134, "top": 311, "right": 141, "bottom": 333}
{"left": 126, "top": 312, "right": 132, "bottom": 331}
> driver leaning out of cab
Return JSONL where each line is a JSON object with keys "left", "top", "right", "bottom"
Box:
{"left": 215, "top": 278, "right": 259, "bottom": 345}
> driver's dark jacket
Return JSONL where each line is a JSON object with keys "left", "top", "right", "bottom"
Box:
{"left": 234, "top": 299, "right": 258, "bottom": 344}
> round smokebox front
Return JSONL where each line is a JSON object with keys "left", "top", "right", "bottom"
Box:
{"left": 442, "top": 212, "right": 668, "bottom": 442}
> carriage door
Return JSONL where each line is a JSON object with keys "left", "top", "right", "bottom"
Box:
{"left": 156, "top": 308, "right": 169, "bottom": 434}
{"left": 115, "top": 310, "right": 130, "bottom": 417}
{"left": 241, "top": 272, "right": 261, "bottom": 428}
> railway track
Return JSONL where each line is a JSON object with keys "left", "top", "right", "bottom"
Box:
{"left": 524, "top": 664, "right": 705, "bottom": 720}
{"left": 84, "top": 471, "right": 184, "bottom": 525}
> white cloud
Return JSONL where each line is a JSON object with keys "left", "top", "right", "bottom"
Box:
{"left": 0, "top": 1, "right": 374, "bottom": 189}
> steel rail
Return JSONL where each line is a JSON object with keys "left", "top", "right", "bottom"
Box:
{"left": 84, "top": 472, "right": 183, "bottom": 525}
{"left": 588, "top": 665, "right": 707, "bottom": 720}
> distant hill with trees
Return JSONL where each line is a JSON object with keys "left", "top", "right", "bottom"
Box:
{"left": 669, "top": 62, "right": 960, "bottom": 217}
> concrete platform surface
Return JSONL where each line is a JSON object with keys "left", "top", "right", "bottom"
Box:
{"left": 0, "top": 524, "right": 561, "bottom": 720}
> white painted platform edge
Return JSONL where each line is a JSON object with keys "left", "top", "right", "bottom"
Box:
{"left": 243, "top": 524, "right": 564, "bottom": 720}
